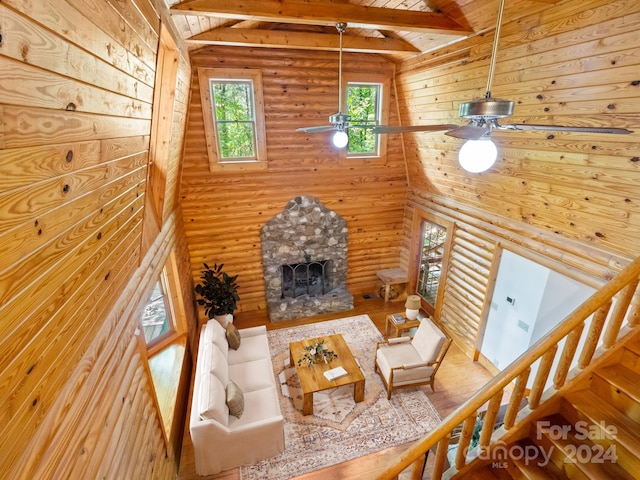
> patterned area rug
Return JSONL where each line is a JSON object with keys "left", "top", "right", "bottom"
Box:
{"left": 240, "top": 314, "right": 441, "bottom": 480}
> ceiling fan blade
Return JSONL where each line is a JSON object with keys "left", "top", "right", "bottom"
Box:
{"left": 444, "top": 125, "right": 490, "bottom": 140}
{"left": 369, "top": 124, "right": 459, "bottom": 134}
{"left": 296, "top": 125, "right": 336, "bottom": 133}
{"left": 498, "top": 124, "right": 633, "bottom": 135}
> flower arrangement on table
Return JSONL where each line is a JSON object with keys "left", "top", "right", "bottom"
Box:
{"left": 297, "top": 339, "right": 338, "bottom": 368}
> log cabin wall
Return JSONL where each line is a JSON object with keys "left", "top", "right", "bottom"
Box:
{"left": 396, "top": 0, "right": 640, "bottom": 357}
{"left": 0, "top": 0, "right": 195, "bottom": 478}
{"left": 180, "top": 46, "right": 408, "bottom": 318}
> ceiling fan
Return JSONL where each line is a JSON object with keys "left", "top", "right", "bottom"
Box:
{"left": 296, "top": 22, "right": 460, "bottom": 147}
{"left": 372, "top": 0, "right": 633, "bottom": 170}
{"left": 296, "top": 23, "right": 363, "bottom": 148}
{"left": 296, "top": 22, "right": 458, "bottom": 148}
{"left": 297, "top": 2, "right": 632, "bottom": 168}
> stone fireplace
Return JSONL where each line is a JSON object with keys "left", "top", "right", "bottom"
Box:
{"left": 260, "top": 196, "right": 353, "bottom": 322}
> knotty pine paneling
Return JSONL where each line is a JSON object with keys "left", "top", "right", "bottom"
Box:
{"left": 396, "top": 0, "right": 640, "bottom": 356}
{"left": 180, "top": 45, "right": 408, "bottom": 317}
{"left": 439, "top": 227, "right": 497, "bottom": 358}
{"left": 397, "top": 0, "right": 640, "bottom": 271}
{"left": 0, "top": 0, "right": 194, "bottom": 478}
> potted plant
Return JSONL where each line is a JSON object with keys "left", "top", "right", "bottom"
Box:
{"left": 195, "top": 263, "right": 240, "bottom": 326}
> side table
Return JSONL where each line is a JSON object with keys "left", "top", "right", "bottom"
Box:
{"left": 385, "top": 313, "right": 421, "bottom": 337}
{"left": 376, "top": 268, "right": 409, "bottom": 301}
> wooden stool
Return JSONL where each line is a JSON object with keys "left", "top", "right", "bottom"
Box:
{"left": 376, "top": 268, "right": 409, "bottom": 302}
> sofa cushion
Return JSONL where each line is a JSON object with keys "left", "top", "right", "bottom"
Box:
{"left": 411, "top": 318, "right": 446, "bottom": 363}
{"left": 203, "top": 320, "right": 229, "bottom": 356}
{"left": 226, "top": 379, "right": 245, "bottom": 418}
{"left": 199, "top": 374, "right": 229, "bottom": 426}
{"left": 226, "top": 323, "right": 241, "bottom": 350}
{"left": 376, "top": 343, "right": 434, "bottom": 386}
{"left": 228, "top": 358, "right": 276, "bottom": 392}
{"left": 227, "top": 386, "right": 282, "bottom": 428}
{"left": 208, "top": 344, "right": 229, "bottom": 387}
{"left": 227, "top": 333, "right": 271, "bottom": 365}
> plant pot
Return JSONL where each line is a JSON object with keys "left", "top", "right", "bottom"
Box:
{"left": 214, "top": 313, "right": 233, "bottom": 327}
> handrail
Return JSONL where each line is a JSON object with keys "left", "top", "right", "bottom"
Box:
{"left": 376, "top": 254, "right": 640, "bottom": 480}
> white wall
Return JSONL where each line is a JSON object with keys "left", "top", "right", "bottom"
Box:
{"left": 532, "top": 271, "right": 595, "bottom": 344}
{"left": 481, "top": 250, "right": 595, "bottom": 372}
{"left": 481, "top": 250, "right": 548, "bottom": 369}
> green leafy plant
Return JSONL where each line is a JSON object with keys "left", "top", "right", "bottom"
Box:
{"left": 195, "top": 263, "right": 240, "bottom": 317}
{"left": 297, "top": 339, "right": 338, "bottom": 368}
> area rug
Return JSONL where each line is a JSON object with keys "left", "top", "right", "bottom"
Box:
{"left": 239, "top": 314, "right": 441, "bottom": 480}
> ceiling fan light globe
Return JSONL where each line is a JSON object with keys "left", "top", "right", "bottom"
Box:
{"left": 331, "top": 130, "right": 349, "bottom": 148}
{"left": 459, "top": 138, "right": 497, "bottom": 173}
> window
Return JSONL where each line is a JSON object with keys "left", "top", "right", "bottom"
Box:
{"left": 211, "top": 80, "right": 257, "bottom": 159}
{"left": 417, "top": 220, "right": 448, "bottom": 308}
{"left": 346, "top": 83, "right": 381, "bottom": 155}
{"left": 198, "top": 68, "right": 267, "bottom": 172}
{"left": 342, "top": 72, "right": 390, "bottom": 159}
{"left": 139, "top": 252, "right": 187, "bottom": 354}
{"left": 141, "top": 268, "right": 174, "bottom": 347}
{"left": 138, "top": 252, "right": 189, "bottom": 443}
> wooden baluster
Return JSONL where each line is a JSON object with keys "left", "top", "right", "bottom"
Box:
{"left": 603, "top": 278, "right": 639, "bottom": 347}
{"left": 578, "top": 302, "right": 611, "bottom": 368}
{"left": 554, "top": 324, "right": 584, "bottom": 389}
{"left": 431, "top": 435, "right": 451, "bottom": 480}
{"left": 503, "top": 368, "right": 529, "bottom": 430}
{"left": 528, "top": 346, "right": 557, "bottom": 409}
{"left": 410, "top": 453, "right": 426, "bottom": 480}
{"left": 455, "top": 415, "right": 477, "bottom": 470}
{"left": 478, "top": 394, "right": 503, "bottom": 450}
{"left": 624, "top": 278, "right": 640, "bottom": 328}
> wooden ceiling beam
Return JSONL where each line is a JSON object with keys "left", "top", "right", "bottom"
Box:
{"left": 187, "top": 28, "right": 422, "bottom": 53}
{"left": 171, "top": 0, "right": 472, "bottom": 35}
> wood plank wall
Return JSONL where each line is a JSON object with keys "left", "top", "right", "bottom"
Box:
{"left": 180, "top": 46, "right": 408, "bottom": 318}
{"left": 396, "top": 0, "right": 640, "bottom": 355}
{"left": 0, "top": 0, "right": 194, "bottom": 478}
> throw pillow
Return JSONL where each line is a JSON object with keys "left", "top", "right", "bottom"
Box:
{"left": 226, "top": 323, "right": 241, "bottom": 350}
{"left": 226, "top": 379, "right": 244, "bottom": 418}
{"left": 199, "top": 375, "right": 229, "bottom": 425}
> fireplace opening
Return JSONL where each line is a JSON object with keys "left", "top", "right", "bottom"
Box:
{"left": 281, "top": 259, "right": 332, "bottom": 299}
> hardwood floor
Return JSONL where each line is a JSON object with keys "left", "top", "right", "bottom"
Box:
{"left": 177, "top": 295, "right": 497, "bottom": 479}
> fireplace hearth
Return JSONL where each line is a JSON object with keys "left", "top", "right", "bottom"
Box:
{"left": 260, "top": 196, "right": 353, "bottom": 322}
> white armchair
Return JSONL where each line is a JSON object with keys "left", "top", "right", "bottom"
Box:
{"left": 374, "top": 316, "right": 451, "bottom": 399}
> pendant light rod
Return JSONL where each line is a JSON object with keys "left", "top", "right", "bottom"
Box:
{"left": 336, "top": 22, "right": 347, "bottom": 113}
{"left": 484, "top": 0, "right": 506, "bottom": 98}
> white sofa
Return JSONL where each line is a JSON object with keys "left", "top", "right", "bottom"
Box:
{"left": 190, "top": 319, "right": 285, "bottom": 475}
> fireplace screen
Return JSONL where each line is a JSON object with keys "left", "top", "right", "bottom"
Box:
{"left": 281, "top": 260, "right": 332, "bottom": 298}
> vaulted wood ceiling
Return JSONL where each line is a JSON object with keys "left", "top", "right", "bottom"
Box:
{"left": 167, "top": 0, "right": 563, "bottom": 60}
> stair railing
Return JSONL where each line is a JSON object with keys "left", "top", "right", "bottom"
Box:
{"left": 376, "top": 254, "right": 640, "bottom": 480}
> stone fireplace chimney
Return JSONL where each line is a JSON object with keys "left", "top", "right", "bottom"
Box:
{"left": 260, "top": 196, "right": 353, "bottom": 321}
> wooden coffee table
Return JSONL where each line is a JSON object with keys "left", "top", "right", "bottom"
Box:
{"left": 289, "top": 333, "right": 365, "bottom": 415}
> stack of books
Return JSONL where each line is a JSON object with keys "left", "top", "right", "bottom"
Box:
{"left": 391, "top": 313, "right": 405, "bottom": 324}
